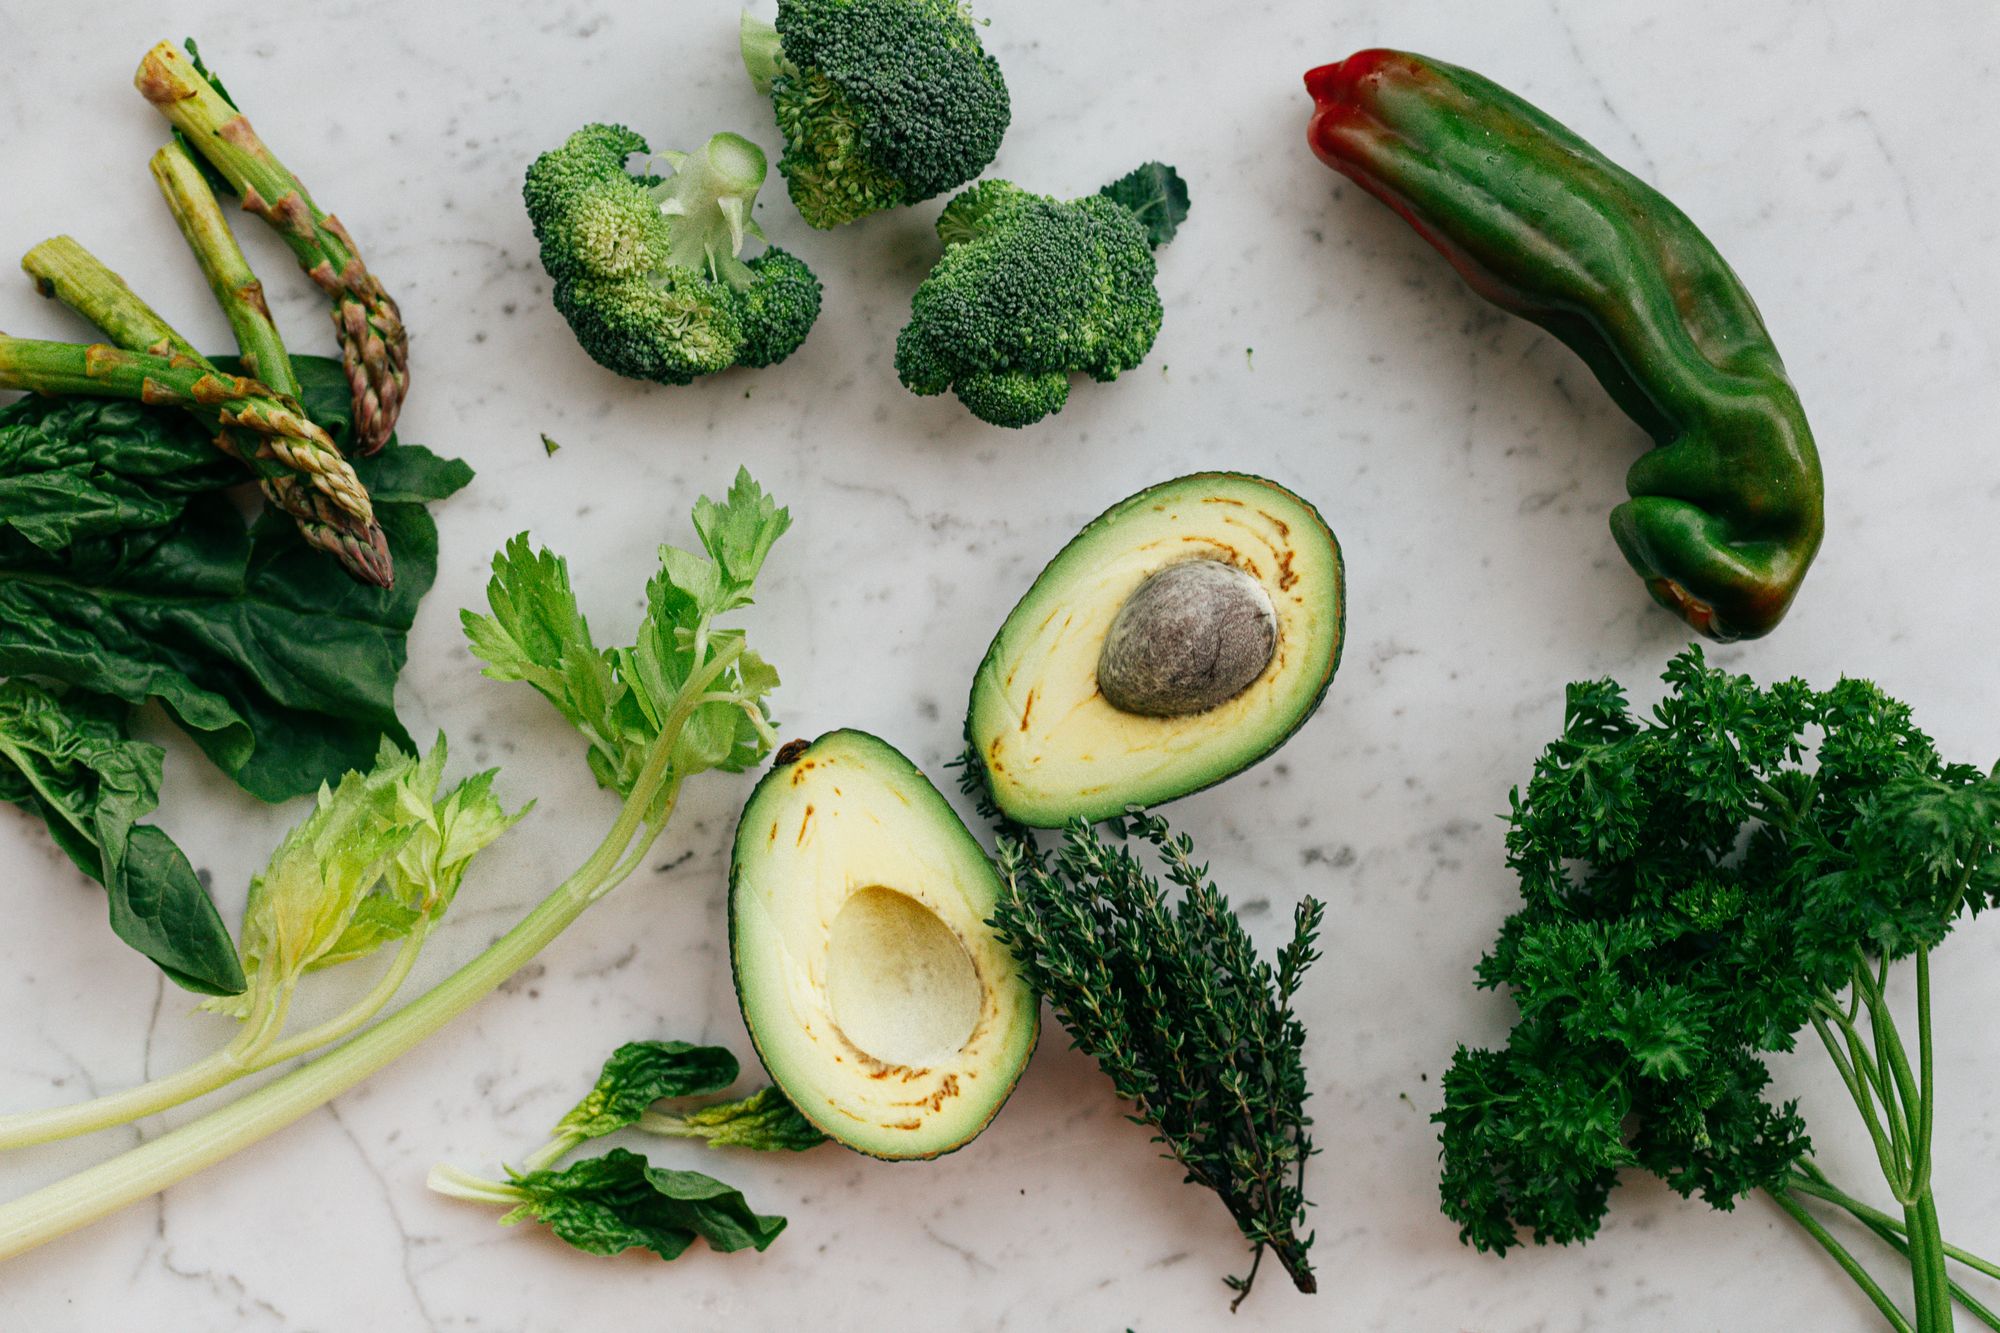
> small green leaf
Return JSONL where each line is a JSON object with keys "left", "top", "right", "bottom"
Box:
{"left": 641, "top": 1085, "right": 827, "bottom": 1152}
{"left": 499, "top": 1147, "right": 786, "bottom": 1261}
{"left": 553, "top": 1041, "right": 740, "bottom": 1144}
{"left": 540, "top": 433, "right": 561, "bottom": 457}
{"left": 1096, "top": 162, "right": 1191, "bottom": 249}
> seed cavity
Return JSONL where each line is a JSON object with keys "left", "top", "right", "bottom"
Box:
{"left": 1096, "top": 559, "right": 1277, "bottom": 717}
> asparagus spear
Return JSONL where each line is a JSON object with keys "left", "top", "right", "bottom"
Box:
{"left": 20, "top": 236, "right": 392, "bottom": 587}
{"left": 134, "top": 40, "right": 408, "bottom": 455}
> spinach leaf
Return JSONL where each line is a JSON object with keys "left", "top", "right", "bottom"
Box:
{"left": 0, "top": 679, "right": 242, "bottom": 994}
{"left": 496, "top": 1147, "right": 786, "bottom": 1261}
{"left": 0, "top": 355, "right": 472, "bottom": 802}
{"left": 552, "top": 1041, "right": 742, "bottom": 1144}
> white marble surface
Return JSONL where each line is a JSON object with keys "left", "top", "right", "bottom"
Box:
{"left": 4, "top": 2, "right": 1999, "bottom": 1328}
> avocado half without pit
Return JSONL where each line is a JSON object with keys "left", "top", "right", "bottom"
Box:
{"left": 729, "top": 731, "right": 1038, "bottom": 1159}
{"left": 967, "top": 472, "right": 1345, "bottom": 826}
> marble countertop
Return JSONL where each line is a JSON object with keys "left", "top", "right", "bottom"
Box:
{"left": 5, "top": 1, "right": 1999, "bottom": 1328}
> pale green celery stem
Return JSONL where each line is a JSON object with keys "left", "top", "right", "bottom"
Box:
{"left": 0, "top": 638, "right": 739, "bottom": 1259}
{"left": 426, "top": 1161, "right": 525, "bottom": 1209}
{"left": 0, "top": 932, "right": 424, "bottom": 1152}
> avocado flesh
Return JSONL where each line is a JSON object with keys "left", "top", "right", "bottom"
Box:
{"left": 968, "top": 472, "right": 1344, "bottom": 827}
{"left": 730, "top": 731, "right": 1038, "bottom": 1159}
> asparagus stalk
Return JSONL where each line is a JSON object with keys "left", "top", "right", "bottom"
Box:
{"left": 135, "top": 40, "right": 408, "bottom": 454}
{"left": 149, "top": 143, "right": 291, "bottom": 393}
{"left": 20, "top": 237, "right": 392, "bottom": 587}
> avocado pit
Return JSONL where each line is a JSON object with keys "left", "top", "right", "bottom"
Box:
{"left": 1096, "top": 559, "right": 1277, "bottom": 717}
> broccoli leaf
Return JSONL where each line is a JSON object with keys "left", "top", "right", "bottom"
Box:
{"left": 639, "top": 1085, "right": 828, "bottom": 1153}
{"left": 0, "top": 355, "right": 472, "bottom": 802}
{"left": 552, "top": 1041, "right": 741, "bottom": 1144}
{"left": 0, "top": 680, "right": 242, "bottom": 995}
{"left": 496, "top": 1147, "right": 787, "bottom": 1261}
{"left": 1098, "top": 162, "right": 1191, "bottom": 249}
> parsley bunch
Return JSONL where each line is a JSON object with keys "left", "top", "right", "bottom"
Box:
{"left": 1440, "top": 647, "right": 2000, "bottom": 1332}
{"left": 969, "top": 780, "right": 1322, "bottom": 1310}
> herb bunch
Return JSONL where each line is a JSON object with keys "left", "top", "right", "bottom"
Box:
{"left": 963, "top": 756, "right": 1322, "bottom": 1309}
{"left": 1440, "top": 646, "right": 2000, "bottom": 1333}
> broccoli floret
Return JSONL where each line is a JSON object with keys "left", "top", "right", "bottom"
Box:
{"left": 893, "top": 166, "right": 1191, "bottom": 428}
{"left": 740, "top": 0, "right": 1010, "bottom": 229}
{"left": 522, "top": 124, "right": 823, "bottom": 385}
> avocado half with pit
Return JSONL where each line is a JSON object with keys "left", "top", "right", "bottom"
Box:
{"left": 729, "top": 731, "right": 1038, "bottom": 1159}
{"left": 967, "top": 472, "right": 1344, "bottom": 826}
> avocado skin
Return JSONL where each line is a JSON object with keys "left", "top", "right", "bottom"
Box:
{"left": 964, "top": 471, "right": 1346, "bottom": 826}
{"left": 727, "top": 729, "right": 1039, "bottom": 1161}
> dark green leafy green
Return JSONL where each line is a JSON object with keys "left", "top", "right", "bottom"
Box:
{"left": 553, "top": 1041, "right": 741, "bottom": 1144}
{"left": 0, "top": 679, "right": 241, "bottom": 994}
{"left": 1098, "top": 161, "right": 1192, "bottom": 249}
{"left": 0, "top": 355, "right": 471, "bottom": 802}
{"left": 490, "top": 1147, "right": 786, "bottom": 1261}
{"left": 962, "top": 767, "right": 1322, "bottom": 1310}
{"left": 1439, "top": 647, "right": 2000, "bottom": 1332}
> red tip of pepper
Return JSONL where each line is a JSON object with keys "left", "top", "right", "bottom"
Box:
{"left": 1304, "top": 50, "right": 1409, "bottom": 169}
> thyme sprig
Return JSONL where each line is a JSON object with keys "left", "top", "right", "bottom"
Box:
{"left": 959, "top": 755, "right": 1322, "bottom": 1308}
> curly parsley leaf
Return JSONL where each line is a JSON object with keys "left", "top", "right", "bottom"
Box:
{"left": 1439, "top": 645, "right": 2000, "bottom": 1262}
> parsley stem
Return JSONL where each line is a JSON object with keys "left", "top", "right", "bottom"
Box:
{"left": 1768, "top": 1186, "right": 1916, "bottom": 1333}
{"left": 1774, "top": 1179, "right": 2000, "bottom": 1331}
{"left": 1815, "top": 1011, "right": 1906, "bottom": 1195}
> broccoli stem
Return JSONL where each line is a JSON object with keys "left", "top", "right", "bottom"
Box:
{"left": 739, "top": 13, "right": 790, "bottom": 95}
{"left": 0, "top": 638, "right": 744, "bottom": 1260}
{"left": 135, "top": 40, "right": 408, "bottom": 454}
{"left": 149, "top": 141, "right": 296, "bottom": 396}
{"left": 2, "top": 259, "right": 392, "bottom": 587}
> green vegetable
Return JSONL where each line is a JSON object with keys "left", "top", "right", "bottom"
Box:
{"left": 21, "top": 232, "right": 391, "bottom": 587}
{"left": 638, "top": 1085, "right": 827, "bottom": 1153}
{"left": 0, "top": 680, "right": 240, "bottom": 996}
{"left": 0, "top": 470, "right": 789, "bottom": 1259}
{"left": 1438, "top": 648, "right": 2000, "bottom": 1332}
{"left": 528, "top": 1040, "right": 742, "bottom": 1171}
{"left": 522, "top": 125, "right": 822, "bottom": 386}
{"left": 0, "top": 355, "right": 470, "bottom": 802}
{"left": 431, "top": 1039, "right": 814, "bottom": 1259}
{"left": 970, "top": 785, "right": 1323, "bottom": 1309}
{"left": 739, "top": 0, "right": 1010, "bottom": 229}
{"left": 428, "top": 1147, "right": 786, "bottom": 1262}
{"left": 136, "top": 39, "right": 409, "bottom": 454}
{"left": 894, "top": 166, "right": 1189, "bottom": 427}
{"left": 0, "top": 737, "right": 521, "bottom": 1151}
{"left": 1305, "top": 50, "right": 1823, "bottom": 640}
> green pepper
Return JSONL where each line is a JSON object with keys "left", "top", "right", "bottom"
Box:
{"left": 1306, "top": 50, "right": 1823, "bottom": 641}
